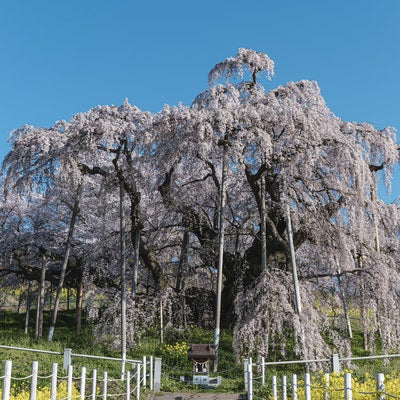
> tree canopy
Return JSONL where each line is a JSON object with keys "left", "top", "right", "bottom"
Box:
{"left": 1, "top": 49, "right": 399, "bottom": 362}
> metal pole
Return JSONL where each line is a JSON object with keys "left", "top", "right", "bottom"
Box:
{"left": 260, "top": 175, "right": 267, "bottom": 270}
{"left": 120, "top": 181, "right": 127, "bottom": 379}
{"left": 213, "top": 140, "right": 228, "bottom": 372}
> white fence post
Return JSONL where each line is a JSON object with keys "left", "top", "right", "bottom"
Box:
{"left": 80, "top": 366, "right": 86, "bottom": 400}
{"left": 51, "top": 363, "right": 58, "bottom": 400}
{"left": 126, "top": 370, "right": 130, "bottom": 400}
{"left": 247, "top": 359, "right": 253, "bottom": 400}
{"left": 331, "top": 353, "right": 340, "bottom": 372}
{"left": 344, "top": 372, "right": 352, "bottom": 400}
{"left": 91, "top": 369, "right": 97, "bottom": 400}
{"left": 324, "top": 372, "right": 330, "bottom": 400}
{"left": 63, "top": 348, "right": 72, "bottom": 370}
{"left": 282, "top": 375, "right": 287, "bottom": 400}
{"left": 272, "top": 375, "right": 277, "bottom": 400}
{"left": 67, "top": 365, "right": 73, "bottom": 400}
{"left": 136, "top": 364, "right": 141, "bottom": 400}
{"left": 291, "top": 374, "right": 297, "bottom": 400}
{"left": 376, "top": 373, "right": 385, "bottom": 400}
{"left": 154, "top": 358, "right": 161, "bottom": 393}
{"left": 304, "top": 373, "right": 311, "bottom": 400}
{"left": 102, "top": 371, "right": 108, "bottom": 400}
{"left": 29, "top": 361, "right": 38, "bottom": 400}
{"left": 149, "top": 356, "right": 154, "bottom": 390}
{"left": 2, "top": 360, "right": 12, "bottom": 400}
{"left": 142, "top": 356, "right": 147, "bottom": 387}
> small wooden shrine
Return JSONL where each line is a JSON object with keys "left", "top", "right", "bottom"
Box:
{"left": 187, "top": 344, "right": 216, "bottom": 385}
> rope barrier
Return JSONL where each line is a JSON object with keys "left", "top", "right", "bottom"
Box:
{"left": 37, "top": 373, "right": 54, "bottom": 379}
{"left": 10, "top": 374, "right": 34, "bottom": 380}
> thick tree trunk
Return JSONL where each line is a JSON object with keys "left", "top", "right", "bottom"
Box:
{"left": 48, "top": 182, "right": 82, "bottom": 341}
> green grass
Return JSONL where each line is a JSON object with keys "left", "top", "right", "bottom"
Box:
{"left": 0, "top": 309, "right": 246, "bottom": 393}
{"left": 2, "top": 307, "right": 400, "bottom": 394}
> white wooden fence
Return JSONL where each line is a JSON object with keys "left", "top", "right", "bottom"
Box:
{"left": 245, "top": 370, "right": 388, "bottom": 400}
{"left": 244, "top": 357, "right": 394, "bottom": 400}
{"left": 0, "top": 357, "right": 162, "bottom": 400}
{"left": 0, "top": 345, "right": 161, "bottom": 400}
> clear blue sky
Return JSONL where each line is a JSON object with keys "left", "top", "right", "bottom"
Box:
{"left": 1, "top": 0, "right": 399, "bottom": 201}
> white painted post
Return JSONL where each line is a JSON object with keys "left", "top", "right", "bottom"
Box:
{"left": 154, "top": 358, "right": 161, "bottom": 393}
{"left": 282, "top": 375, "right": 287, "bottom": 400}
{"left": 126, "top": 371, "right": 130, "bottom": 400}
{"left": 51, "top": 363, "right": 58, "bottom": 400}
{"left": 80, "top": 367, "right": 86, "bottom": 400}
{"left": 291, "top": 374, "right": 297, "bottom": 400}
{"left": 376, "top": 373, "right": 385, "bottom": 400}
{"left": 63, "top": 348, "right": 72, "bottom": 370}
{"left": 142, "top": 356, "right": 147, "bottom": 387}
{"left": 136, "top": 364, "right": 141, "bottom": 400}
{"left": 247, "top": 360, "right": 253, "bottom": 400}
{"left": 286, "top": 205, "right": 302, "bottom": 314}
{"left": 272, "top": 375, "right": 277, "bottom": 400}
{"left": 149, "top": 356, "right": 154, "bottom": 390}
{"left": 29, "top": 361, "right": 38, "bottom": 400}
{"left": 344, "top": 372, "right": 352, "bottom": 400}
{"left": 2, "top": 360, "right": 12, "bottom": 400}
{"left": 324, "top": 373, "right": 330, "bottom": 400}
{"left": 103, "top": 371, "right": 108, "bottom": 400}
{"left": 261, "top": 357, "right": 265, "bottom": 386}
{"left": 244, "top": 359, "right": 249, "bottom": 391}
{"left": 91, "top": 369, "right": 97, "bottom": 400}
{"left": 304, "top": 373, "right": 311, "bottom": 400}
{"left": 331, "top": 353, "right": 340, "bottom": 372}
{"left": 67, "top": 365, "right": 73, "bottom": 400}
{"left": 102, "top": 371, "right": 107, "bottom": 400}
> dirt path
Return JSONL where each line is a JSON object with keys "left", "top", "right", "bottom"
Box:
{"left": 149, "top": 392, "right": 246, "bottom": 400}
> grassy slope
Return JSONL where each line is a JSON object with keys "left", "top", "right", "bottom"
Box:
{"left": 1, "top": 308, "right": 400, "bottom": 392}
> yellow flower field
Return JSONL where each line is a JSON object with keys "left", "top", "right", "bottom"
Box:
{"left": 292, "top": 370, "right": 400, "bottom": 399}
